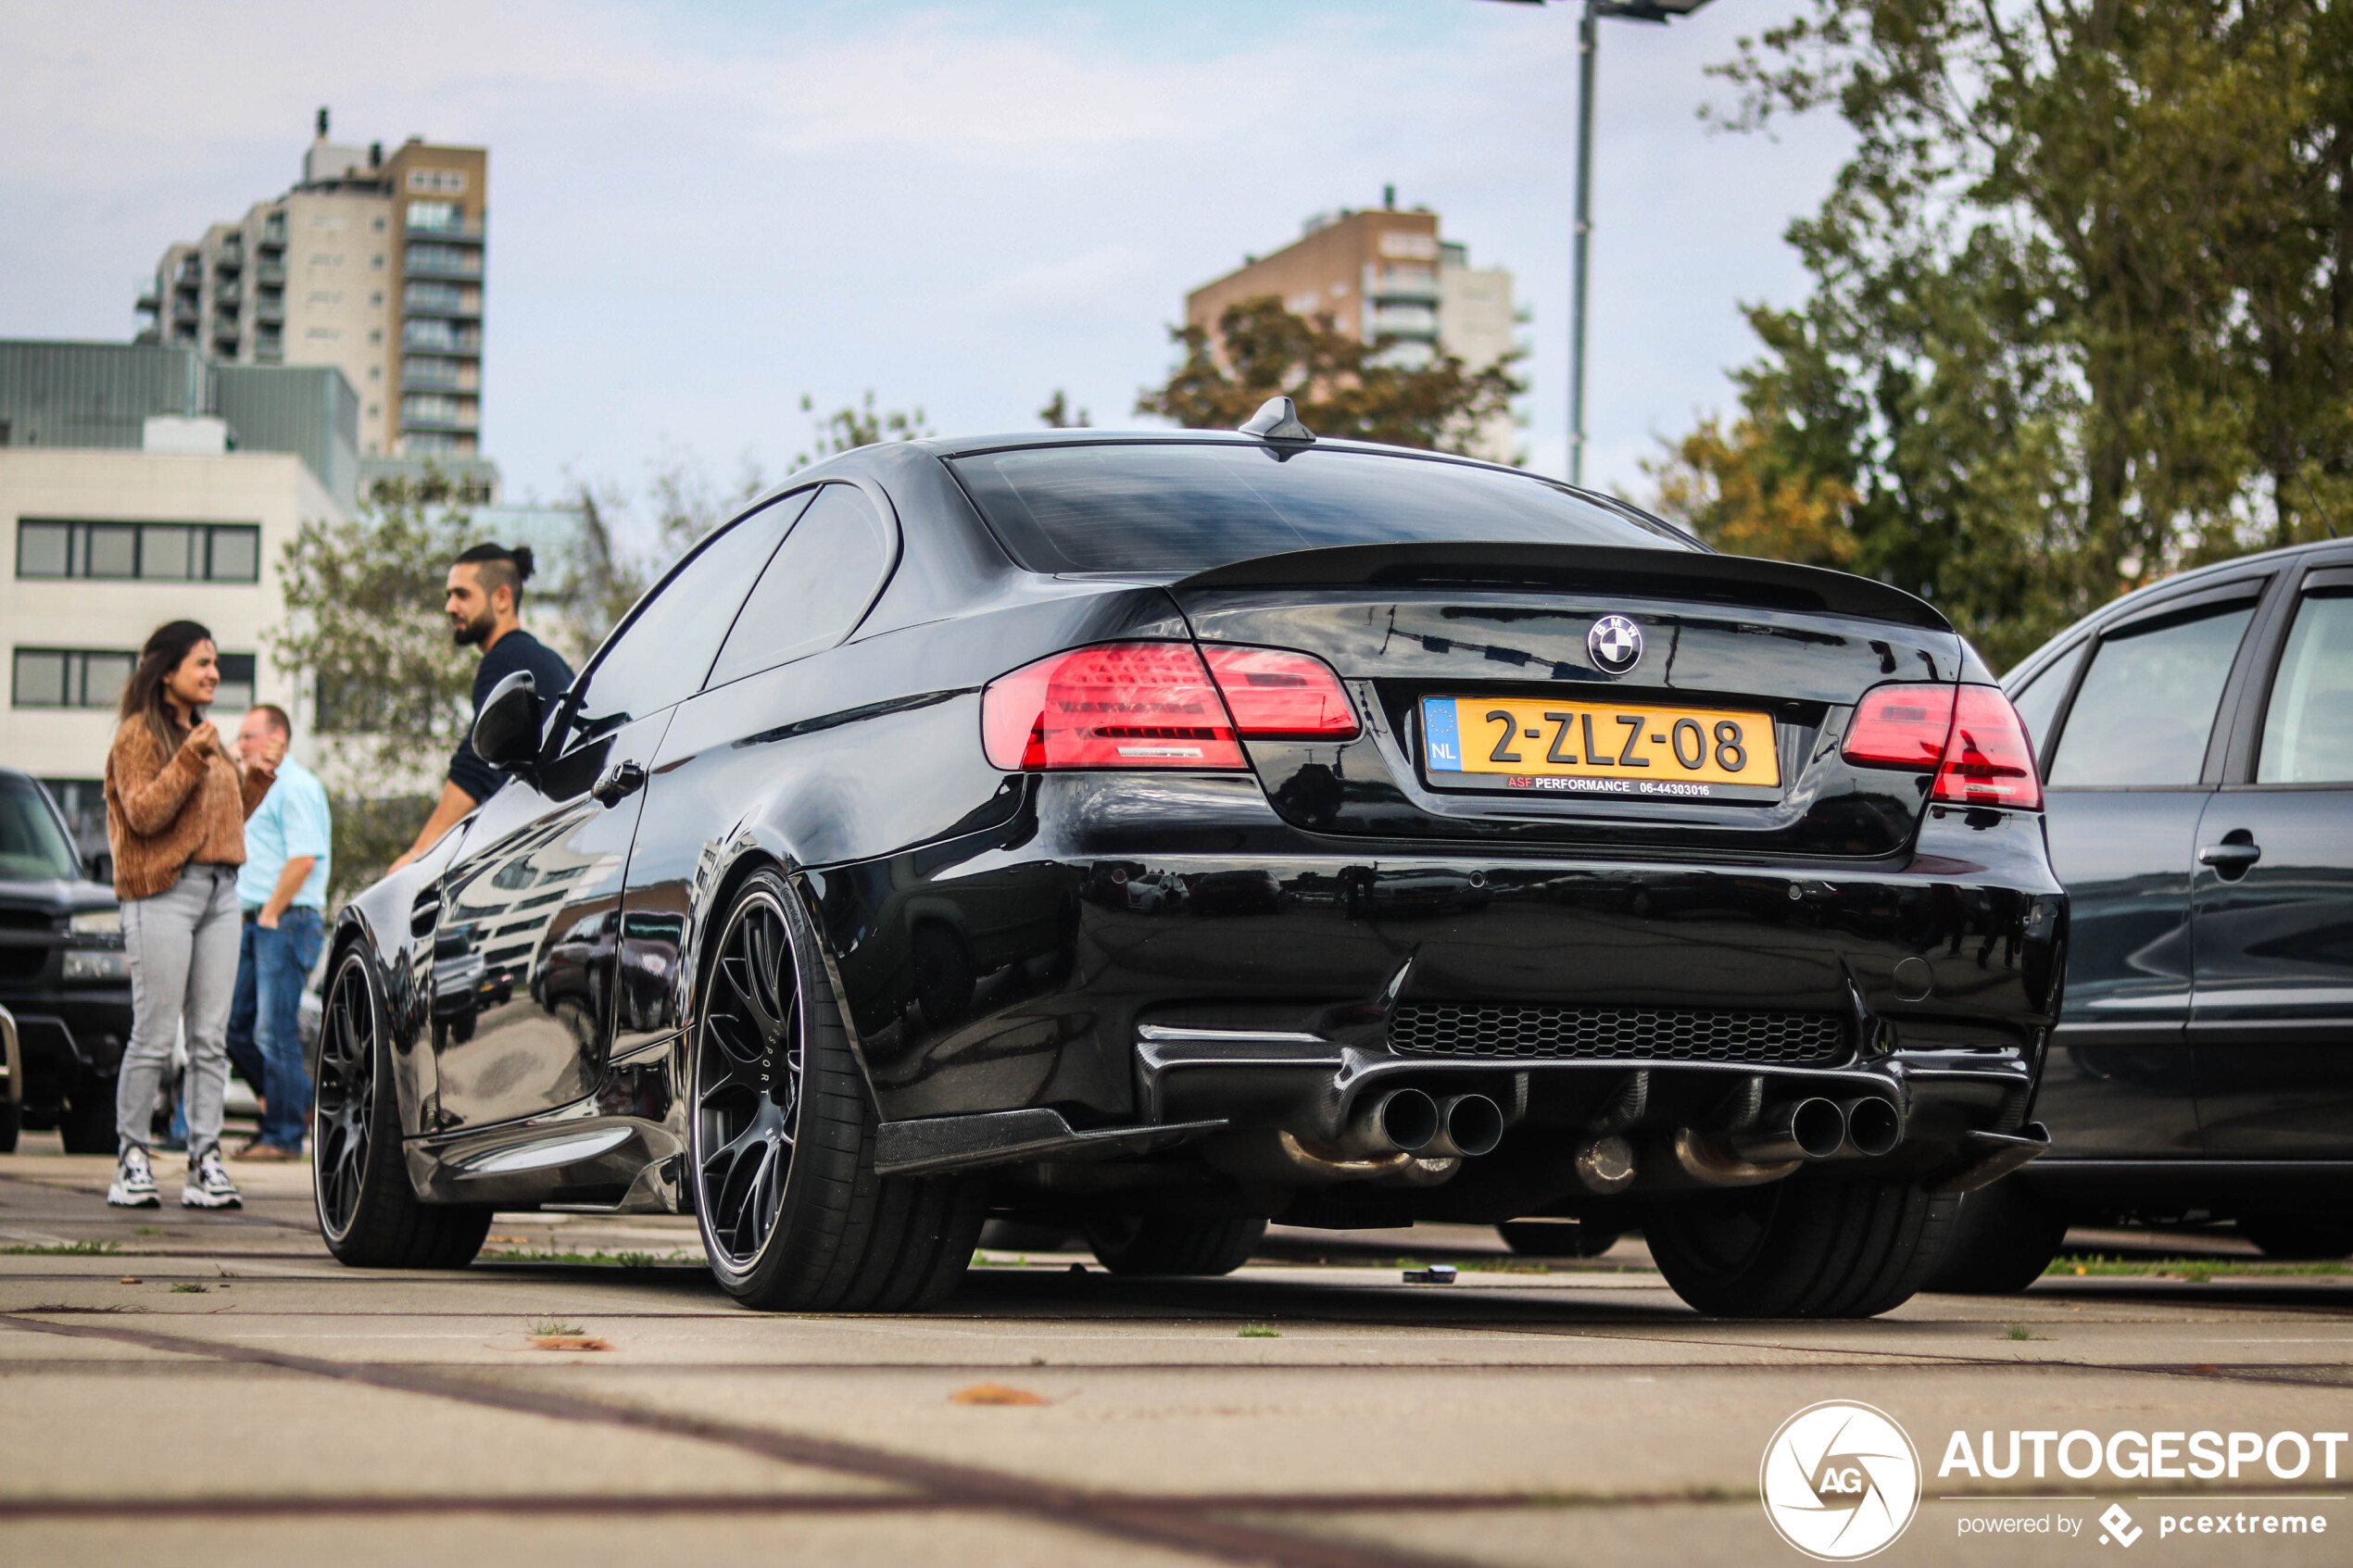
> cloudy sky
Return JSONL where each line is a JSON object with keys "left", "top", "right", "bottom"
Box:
{"left": 1, "top": 0, "right": 1848, "bottom": 515}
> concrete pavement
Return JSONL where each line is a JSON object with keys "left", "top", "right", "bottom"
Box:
{"left": 4, "top": 1132, "right": 2348, "bottom": 1567}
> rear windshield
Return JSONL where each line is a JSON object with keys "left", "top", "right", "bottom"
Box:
{"left": 947, "top": 442, "right": 1692, "bottom": 574}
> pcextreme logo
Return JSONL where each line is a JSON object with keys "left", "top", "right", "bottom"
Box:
{"left": 1760, "top": 1401, "right": 1923, "bottom": 1561}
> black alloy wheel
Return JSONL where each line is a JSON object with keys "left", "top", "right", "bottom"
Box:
{"left": 689, "top": 868, "right": 985, "bottom": 1312}
{"left": 57, "top": 1077, "right": 116, "bottom": 1155}
{"left": 313, "top": 947, "right": 491, "bottom": 1268}
{"left": 694, "top": 885, "right": 805, "bottom": 1273}
{"left": 1643, "top": 1169, "right": 1957, "bottom": 1319}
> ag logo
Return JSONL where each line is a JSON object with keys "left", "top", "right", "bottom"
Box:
{"left": 1759, "top": 1401, "right": 1920, "bottom": 1561}
{"left": 1587, "top": 614, "right": 1643, "bottom": 675}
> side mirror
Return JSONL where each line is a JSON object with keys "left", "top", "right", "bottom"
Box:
{"left": 472, "top": 670, "right": 544, "bottom": 773}
{"left": 83, "top": 849, "right": 114, "bottom": 885}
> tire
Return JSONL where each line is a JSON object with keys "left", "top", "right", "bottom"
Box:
{"left": 2237, "top": 1213, "right": 2353, "bottom": 1261}
{"left": 689, "top": 868, "right": 985, "bottom": 1312}
{"left": 313, "top": 947, "right": 492, "bottom": 1269}
{"left": 1085, "top": 1215, "right": 1266, "bottom": 1276}
{"left": 57, "top": 1079, "right": 117, "bottom": 1155}
{"left": 1643, "top": 1169, "right": 1957, "bottom": 1319}
{"left": 1922, "top": 1176, "right": 2068, "bottom": 1294}
{"left": 0, "top": 1101, "right": 19, "bottom": 1154}
{"left": 1498, "top": 1221, "right": 1625, "bottom": 1258}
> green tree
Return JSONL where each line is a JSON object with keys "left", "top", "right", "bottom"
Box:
{"left": 1138, "top": 295, "right": 1525, "bottom": 456}
{"left": 270, "top": 478, "right": 483, "bottom": 904}
{"left": 1038, "top": 389, "right": 1090, "bottom": 428}
{"left": 1657, "top": 0, "right": 2353, "bottom": 669}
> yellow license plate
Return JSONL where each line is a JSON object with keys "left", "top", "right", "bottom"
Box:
{"left": 1421, "top": 696, "right": 1780, "bottom": 794}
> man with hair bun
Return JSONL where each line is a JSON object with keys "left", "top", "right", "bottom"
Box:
{"left": 389, "top": 543, "right": 575, "bottom": 872}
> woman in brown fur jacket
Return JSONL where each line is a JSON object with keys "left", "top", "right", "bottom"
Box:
{"left": 101, "top": 620, "right": 274, "bottom": 1211}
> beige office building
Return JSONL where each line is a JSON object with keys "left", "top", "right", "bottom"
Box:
{"left": 1184, "top": 199, "right": 1521, "bottom": 463}
{"left": 137, "top": 111, "right": 487, "bottom": 465}
{"left": 1, "top": 341, "right": 355, "bottom": 852}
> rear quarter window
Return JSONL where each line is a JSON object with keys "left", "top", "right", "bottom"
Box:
{"left": 947, "top": 443, "right": 1690, "bottom": 574}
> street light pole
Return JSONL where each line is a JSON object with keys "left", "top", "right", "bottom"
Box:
{"left": 1568, "top": 4, "right": 1599, "bottom": 487}
{"left": 1486, "top": 0, "right": 1715, "bottom": 486}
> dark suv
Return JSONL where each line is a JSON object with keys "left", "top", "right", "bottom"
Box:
{"left": 0, "top": 768, "right": 130, "bottom": 1153}
{"left": 1931, "top": 537, "right": 2353, "bottom": 1286}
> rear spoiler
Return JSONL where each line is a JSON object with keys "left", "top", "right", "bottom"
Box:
{"left": 1173, "top": 543, "right": 1953, "bottom": 633}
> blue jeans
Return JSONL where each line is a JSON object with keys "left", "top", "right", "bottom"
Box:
{"left": 226, "top": 907, "right": 323, "bottom": 1150}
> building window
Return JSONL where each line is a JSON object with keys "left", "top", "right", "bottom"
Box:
{"left": 213, "top": 652, "right": 257, "bottom": 713}
{"left": 370, "top": 291, "right": 384, "bottom": 307}
{"left": 371, "top": 216, "right": 387, "bottom": 232}
{"left": 406, "top": 169, "right": 469, "bottom": 195}
{"left": 16, "top": 521, "right": 262, "bottom": 583}
{"left": 371, "top": 254, "right": 386, "bottom": 270}
{"left": 404, "top": 281, "right": 465, "bottom": 312}
{"left": 12, "top": 648, "right": 136, "bottom": 709}
{"left": 407, "top": 200, "right": 460, "bottom": 232}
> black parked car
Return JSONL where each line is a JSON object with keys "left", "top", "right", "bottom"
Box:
{"left": 1930, "top": 536, "right": 2353, "bottom": 1289}
{"left": 316, "top": 405, "right": 2063, "bottom": 1318}
{"left": 0, "top": 768, "right": 131, "bottom": 1152}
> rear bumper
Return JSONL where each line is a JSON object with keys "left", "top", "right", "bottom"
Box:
{"left": 817, "top": 775, "right": 2065, "bottom": 1175}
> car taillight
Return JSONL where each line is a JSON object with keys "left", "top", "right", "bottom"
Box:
{"left": 1202, "top": 646, "right": 1360, "bottom": 738}
{"left": 1843, "top": 684, "right": 1957, "bottom": 768}
{"left": 1842, "top": 683, "right": 2041, "bottom": 809}
{"left": 981, "top": 643, "right": 1246, "bottom": 771}
{"left": 1936, "top": 684, "right": 2042, "bottom": 809}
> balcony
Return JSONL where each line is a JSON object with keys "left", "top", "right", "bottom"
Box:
{"left": 256, "top": 260, "right": 285, "bottom": 285}
{"left": 214, "top": 282, "right": 242, "bottom": 307}
{"left": 400, "top": 357, "right": 472, "bottom": 391}
{"left": 171, "top": 298, "right": 199, "bottom": 325}
{"left": 400, "top": 399, "right": 480, "bottom": 433}
{"left": 401, "top": 321, "right": 482, "bottom": 355}
{"left": 256, "top": 294, "right": 283, "bottom": 325}
{"left": 403, "top": 247, "right": 484, "bottom": 280}
{"left": 402, "top": 296, "right": 482, "bottom": 321}
{"left": 403, "top": 213, "right": 486, "bottom": 243}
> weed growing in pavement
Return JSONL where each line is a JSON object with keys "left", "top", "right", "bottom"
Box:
{"left": 134, "top": 1227, "right": 162, "bottom": 1236}
{"left": 170, "top": 1284, "right": 208, "bottom": 1294}
{"left": 2003, "top": 1324, "right": 2045, "bottom": 1341}
{"left": 1237, "top": 1324, "right": 1282, "bottom": 1338}
{"left": 529, "top": 1319, "right": 585, "bottom": 1337}
{"left": 480, "top": 1248, "right": 693, "bottom": 1268}
{"left": 2049, "top": 1254, "right": 2351, "bottom": 1283}
{"left": 1, "top": 1241, "right": 117, "bottom": 1256}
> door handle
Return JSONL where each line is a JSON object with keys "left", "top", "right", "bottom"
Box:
{"left": 2197, "top": 834, "right": 2261, "bottom": 879}
{"left": 591, "top": 759, "right": 647, "bottom": 808}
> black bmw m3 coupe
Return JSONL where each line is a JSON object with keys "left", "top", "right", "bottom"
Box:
{"left": 315, "top": 401, "right": 2064, "bottom": 1319}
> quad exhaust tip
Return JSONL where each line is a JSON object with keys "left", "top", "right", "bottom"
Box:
{"left": 1729, "top": 1098, "right": 1849, "bottom": 1164}
{"left": 1340, "top": 1088, "right": 1505, "bottom": 1160}
{"left": 1842, "top": 1096, "right": 1904, "bottom": 1158}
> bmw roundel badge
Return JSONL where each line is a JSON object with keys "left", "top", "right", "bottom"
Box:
{"left": 1587, "top": 614, "right": 1643, "bottom": 675}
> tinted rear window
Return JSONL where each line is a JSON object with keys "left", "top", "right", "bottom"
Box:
{"left": 948, "top": 443, "right": 1691, "bottom": 573}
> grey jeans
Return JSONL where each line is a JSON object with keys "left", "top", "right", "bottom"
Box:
{"left": 118, "top": 863, "right": 242, "bottom": 1159}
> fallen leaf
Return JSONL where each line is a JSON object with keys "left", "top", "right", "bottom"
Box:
{"left": 950, "top": 1383, "right": 1049, "bottom": 1406}
{"left": 119, "top": 1276, "right": 141, "bottom": 1285}
{"left": 529, "top": 1335, "right": 613, "bottom": 1352}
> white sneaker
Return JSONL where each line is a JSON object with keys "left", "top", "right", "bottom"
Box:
{"left": 181, "top": 1148, "right": 243, "bottom": 1210}
{"left": 107, "top": 1147, "right": 160, "bottom": 1209}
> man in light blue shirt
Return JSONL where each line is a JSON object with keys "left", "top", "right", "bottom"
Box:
{"left": 226, "top": 703, "right": 332, "bottom": 1158}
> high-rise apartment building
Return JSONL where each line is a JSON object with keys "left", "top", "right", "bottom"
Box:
{"left": 1184, "top": 195, "right": 1521, "bottom": 463}
{"left": 135, "top": 110, "right": 487, "bottom": 464}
